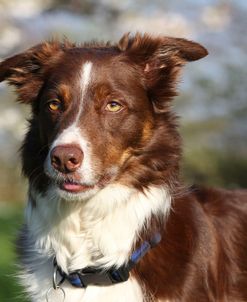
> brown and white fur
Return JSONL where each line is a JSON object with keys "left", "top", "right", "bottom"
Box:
{"left": 1, "top": 33, "right": 247, "bottom": 302}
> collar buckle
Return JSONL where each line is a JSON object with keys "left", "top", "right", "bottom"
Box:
{"left": 65, "top": 265, "right": 130, "bottom": 288}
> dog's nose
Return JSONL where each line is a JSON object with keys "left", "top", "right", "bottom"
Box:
{"left": 50, "top": 145, "right": 83, "bottom": 173}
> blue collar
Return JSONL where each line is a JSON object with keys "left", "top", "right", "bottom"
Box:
{"left": 55, "top": 233, "right": 161, "bottom": 288}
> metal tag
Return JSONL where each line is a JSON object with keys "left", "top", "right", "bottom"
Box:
{"left": 46, "top": 286, "right": 66, "bottom": 302}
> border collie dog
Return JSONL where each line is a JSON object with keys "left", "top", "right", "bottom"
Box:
{"left": 1, "top": 33, "right": 247, "bottom": 302}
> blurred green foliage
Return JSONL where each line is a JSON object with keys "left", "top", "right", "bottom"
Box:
{"left": 0, "top": 204, "right": 25, "bottom": 302}
{"left": 182, "top": 147, "right": 247, "bottom": 188}
{"left": 176, "top": 64, "right": 247, "bottom": 190}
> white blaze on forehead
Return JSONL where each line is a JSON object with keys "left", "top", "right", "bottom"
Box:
{"left": 75, "top": 61, "right": 93, "bottom": 125}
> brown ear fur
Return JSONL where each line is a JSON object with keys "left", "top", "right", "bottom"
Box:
{"left": 118, "top": 33, "right": 208, "bottom": 112}
{"left": 0, "top": 41, "right": 69, "bottom": 104}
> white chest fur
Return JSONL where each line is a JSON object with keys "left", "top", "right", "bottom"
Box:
{"left": 19, "top": 184, "right": 170, "bottom": 302}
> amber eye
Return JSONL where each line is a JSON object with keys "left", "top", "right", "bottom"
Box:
{"left": 105, "top": 101, "right": 123, "bottom": 112}
{"left": 47, "top": 99, "right": 61, "bottom": 112}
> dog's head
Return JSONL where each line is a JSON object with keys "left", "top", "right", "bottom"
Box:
{"left": 0, "top": 33, "right": 207, "bottom": 201}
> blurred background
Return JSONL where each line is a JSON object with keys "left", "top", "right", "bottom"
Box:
{"left": 0, "top": 0, "right": 246, "bottom": 300}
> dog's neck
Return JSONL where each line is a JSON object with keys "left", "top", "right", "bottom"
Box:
{"left": 25, "top": 183, "right": 171, "bottom": 274}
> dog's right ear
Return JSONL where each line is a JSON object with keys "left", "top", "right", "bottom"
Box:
{"left": 0, "top": 41, "right": 67, "bottom": 104}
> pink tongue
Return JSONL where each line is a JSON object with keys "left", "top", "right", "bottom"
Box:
{"left": 62, "top": 182, "right": 90, "bottom": 192}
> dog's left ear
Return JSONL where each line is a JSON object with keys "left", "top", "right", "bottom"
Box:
{"left": 118, "top": 33, "right": 208, "bottom": 112}
{"left": 0, "top": 41, "right": 66, "bottom": 104}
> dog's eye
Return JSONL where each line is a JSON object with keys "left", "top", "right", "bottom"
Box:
{"left": 105, "top": 101, "right": 123, "bottom": 113}
{"left": 47, "top": 99, "right": 61, "bottom": 112}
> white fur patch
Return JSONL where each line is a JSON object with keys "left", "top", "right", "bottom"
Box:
{"left": 20, "top": 183, "right": 171, "bottom": 302}
{"left": 75, "top": 61, "right": 93, "bottom": 124}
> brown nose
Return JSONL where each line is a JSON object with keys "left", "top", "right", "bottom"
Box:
{"left": 50, "top": 145, "right": 83, "bottom": 173}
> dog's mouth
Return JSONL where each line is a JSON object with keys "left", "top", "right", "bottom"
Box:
{"left": 53, "top": 173, "right": 114, "bottom": 195}
{"left": 59, "top": 181, "right": 95, "bottom": 193}
{"left": 45, "top": 163, "right": 119, "bottom": 196}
